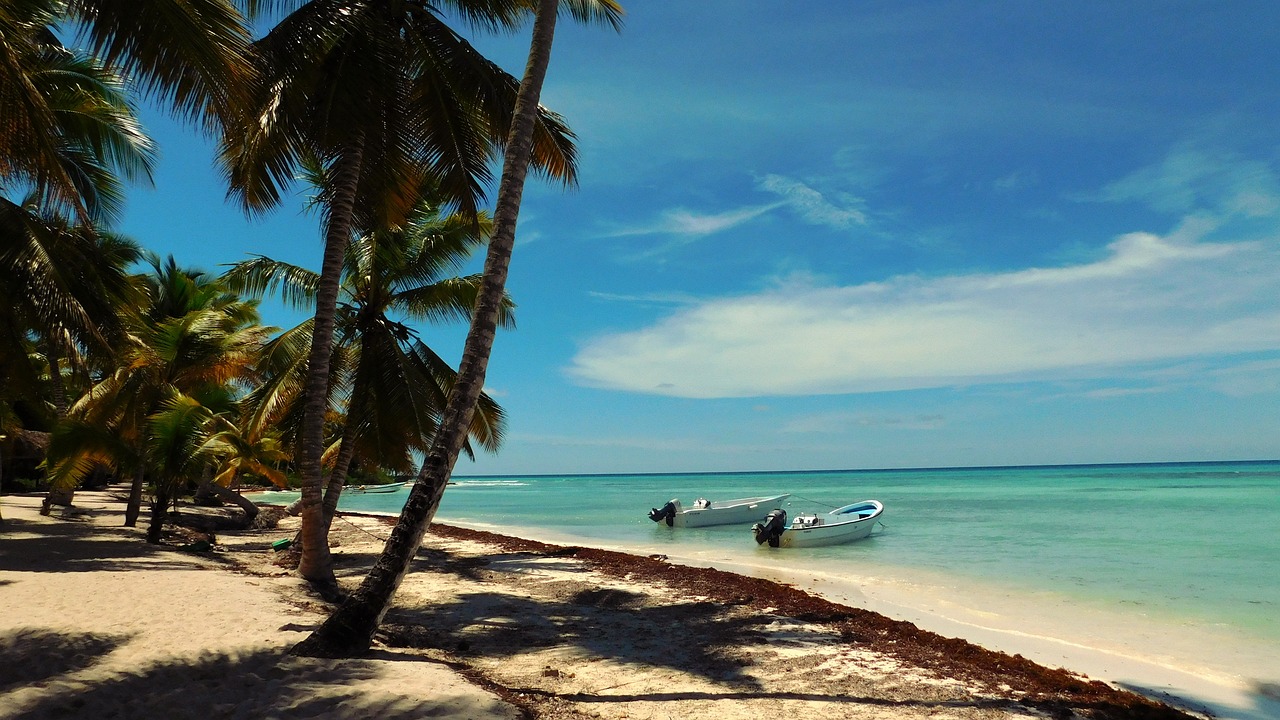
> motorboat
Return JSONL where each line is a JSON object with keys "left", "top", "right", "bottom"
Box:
{"left": 349, "top": 482, "right": 407, "bottom": 494}
{"left": 752, "top": 500, "right": 883, "bottom": 548}
{"left": 648, "top": 494, "right": 791, "bottom": 528}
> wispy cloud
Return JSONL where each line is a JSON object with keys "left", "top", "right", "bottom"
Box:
{"left": 605, "top": 204, "right": 781, "bottom": 239}
{"left": 757, "top": 174, "right": 868, "bottom": 228}
{"left": 567, "top": 223, "right": 1280, "bottom": 398}
{"left": 1087, "top": 146, "right": 1280, "bottom": 218}
{"left": 604, "top": 174, "right": 869, "bottom": 252}
{"left": 587, "top": 290, "right": 702, "bottom": 307}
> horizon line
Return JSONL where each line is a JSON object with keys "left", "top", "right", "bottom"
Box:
{"left": 449, "top": 457, "right": 1279, "bottom": 481}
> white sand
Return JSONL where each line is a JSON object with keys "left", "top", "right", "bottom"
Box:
{"left": 0, "top": 494, "right": 518, "bottom": 720}
{"left": 2, "top": 491, "right": 1244, "bottom": 720}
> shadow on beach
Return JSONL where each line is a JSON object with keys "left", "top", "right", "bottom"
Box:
{"left": 0, "top": 525, "right": 207, "bottom": 574}
{"left": 378, "top": 523, "right": 1209, "bottom": 720}
{"left": 0, "top": 628, "right": 130, "bottom": 692}
{"left": 382, "top": 580, "right": 772, "bottom": 690}
{"left": 6, "top": 647, "right": 492, "bottom": 720}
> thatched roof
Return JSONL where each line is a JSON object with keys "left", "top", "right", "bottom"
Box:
{"left": 12, "top": 425, "right": 49, "bottom": 448}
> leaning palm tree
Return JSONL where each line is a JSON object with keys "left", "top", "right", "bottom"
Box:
{"left": 197, "top": 416, "right": 289, "bottom": 522}
{"left": 223, "top": 193, "right": 512, "bottom": 534}
{"left": 295, "top": 0, "right": 623, "bottom": 657}
{"left": 221, "top": 0, "right": 586, "bottom": 588}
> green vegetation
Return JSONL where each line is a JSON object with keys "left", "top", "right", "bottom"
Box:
{"left": 1, "top": 0, "right": 622, "bottom": 653}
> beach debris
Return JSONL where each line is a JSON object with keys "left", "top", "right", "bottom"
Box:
{"left": 179, "top": 539, "right": 212, "bottom": 553}
{"left": 271, "top": 538, "right": 293, "bottom": 552}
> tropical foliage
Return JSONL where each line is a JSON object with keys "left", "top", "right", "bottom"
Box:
{"left": 0, "top": 0, "right": 624, "bottom": 659}
{"left": 222, "top": 190, "right": 513, "bottom": 532}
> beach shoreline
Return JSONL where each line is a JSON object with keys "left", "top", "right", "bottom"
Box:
{"left": 2, "top": 491, "right": 1270, "bottom": 719}
{"left": 427, "top": 518, "right": 1279, "bottom": 720}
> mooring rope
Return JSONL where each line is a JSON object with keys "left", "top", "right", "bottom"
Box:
{"left": 786, "top": 494, "right": 842, "bottom": 509}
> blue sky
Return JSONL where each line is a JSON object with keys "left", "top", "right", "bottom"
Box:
{"left": 118, "top": 2, "right": 1280, "bottom": 474}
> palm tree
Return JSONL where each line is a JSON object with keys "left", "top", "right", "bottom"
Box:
{"left": 45, "top": 256, "right": 271, "bottom": 536}
{"left": 220, "top": 0, "right": 585, "bottom": 589}
{"left": 0, "top": 203, "right": 145, "bottom": 510}
{"left": 222, "top": 194, "right": 512, "bottom": 534}
{"left": 1, "top": 0, "right": 250, "bottom": 221}
{"left": 197, "top": 415, "right": 289, "bottom": 522}
{"left": 0, "top": 14, "right": 154, "bottom": 501}
{"left": 294, "top": 0, "right": 622, "bottom": 657}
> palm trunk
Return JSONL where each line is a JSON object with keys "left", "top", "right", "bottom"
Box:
{"left": 146, "top": 483, "right": 169, "bottom": 543}
{"left": 296, "top": 137, "right": 365, "bottom": 588}
{"left": 295, "top": 0, "right": 559, "bottom": 657}
{"left": 206, "top": 481, "right": 260, "bottom": 524}
{"left": 292, "top": 0, "right": 561, "bottom": 658}
{"left": 319, "top": 388, "right": 364, "bottom": 534}
{"left": 124, "top": 464, "right": 144, "bottom": 527}
{"left": 43, "top": 345, "right": 77, "bottom": 511}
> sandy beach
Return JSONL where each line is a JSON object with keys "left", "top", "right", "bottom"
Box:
{"left": 0, "top": 491, "right": 1256, "bottom": 719}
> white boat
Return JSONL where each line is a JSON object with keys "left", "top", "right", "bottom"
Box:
{"left": 349, "top": 482, "right": 407, "bottom": 494}
{"left": 752, "top": 500, "right": 883, "bottom": 548}
{"left": 648, "top": 494, "right": 791, "bottom": 528}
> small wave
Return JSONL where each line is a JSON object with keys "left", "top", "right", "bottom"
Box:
{"left": 450, "top": 480, "right": 528, "bottom": 488}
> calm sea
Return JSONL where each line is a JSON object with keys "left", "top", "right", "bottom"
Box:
{"left": 267, "top": 461, "right": 1280, "bottom": 687}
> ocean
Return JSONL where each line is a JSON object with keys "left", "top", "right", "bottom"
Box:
{"left": 267, "top": 460, "right": 1280, "bottom": 705}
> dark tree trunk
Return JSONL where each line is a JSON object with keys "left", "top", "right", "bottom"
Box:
{"left": 146, "top": 484, "right": 169, "bottom": 543}
{"left": 296, "top": 137, "right": 366, "bottom": 588}
{"left": 43, "top": 345, "right": 77, "bottom": 511}
{"left": 293, "top": 0, "right": 561, "bottom": 658}
{"left": 124, "top": 465, "right": 144, "bottom": 527}
{"left": 209, "top": 481, "right": 260, "bottom": 524}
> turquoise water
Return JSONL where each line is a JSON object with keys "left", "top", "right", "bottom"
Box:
{"left": 306, "top": 461, "right": 1280, "bottom": 650}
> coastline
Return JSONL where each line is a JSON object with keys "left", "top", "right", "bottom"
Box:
{"left": 437, "top": 517, "right": 1280, "bottom": 720}
{"left": 2, "top": 491, "right": 1272, "bottom": 719}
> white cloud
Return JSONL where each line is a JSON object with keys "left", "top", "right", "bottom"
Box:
{"left": 1091, "top": 147, "right": 1280, "bottom": 218}
{"left": 604, "top": 174, "right": 868, "bottom": 254}
{"left": 757, "top": 174, "right": 868, "bottom": 228}
{"left": 605, "top": 204, "right": 780, "bottom": 239}
{"left": 567, "top": 228, "right": 1280, "bottom": 398}
{"left": 587, "top": 290, "right": 701, "bottom": 307}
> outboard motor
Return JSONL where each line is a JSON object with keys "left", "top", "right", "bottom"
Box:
{"left": 752, "top": 509, "right": 788, "bottom": 547}
{"left": 648, "top": 499, "right": 679, "bottom": 526}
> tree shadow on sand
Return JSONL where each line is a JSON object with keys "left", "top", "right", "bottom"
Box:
{"left": 372, "top": 540, "right": 1203, "bottom": 720}
{"left": 0, "top": 531, "right": 208, "bottom": 573}
{"left": 379, "top": 580, "right": 790, "bottom": 691}
{"left": 0, "top": 628, "right": 130, "bottom": 691}
{"left": 10, "top": 647, "right": 508, "bottom": 720}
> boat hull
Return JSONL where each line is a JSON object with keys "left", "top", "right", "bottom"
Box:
{"left": 775, "top": 500, "right": 883, "bottom": 548}
{"left": 671, "top": 494, "right": 791, "bottom": 528}
{"left": 351, "top": 482, "right": 407, "bottom": 494}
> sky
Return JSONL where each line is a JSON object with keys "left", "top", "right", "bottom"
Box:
{"left": 116, "top": 1, "right": 1280, "bottom": 475}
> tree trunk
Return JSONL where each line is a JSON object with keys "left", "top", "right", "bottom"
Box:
{"left": 296, "top": 137, "right": 366, "bottom": 589}
{"left": 320, "top": 390, "right": 364, "bottom": 534}
{"left": 207, "top": 481, "right": 260, "bottom": 524}
{"left": 292, "top": 0, "right": 561, "bottom": 658}
{"left": 124, "top": 465, "right": 144, "bottom": 527}
{"left": 146, "top": 484, "right": 169, "bottom": 543}
{"left": 43, "top": 345, "right": 77, "bottom": 510}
